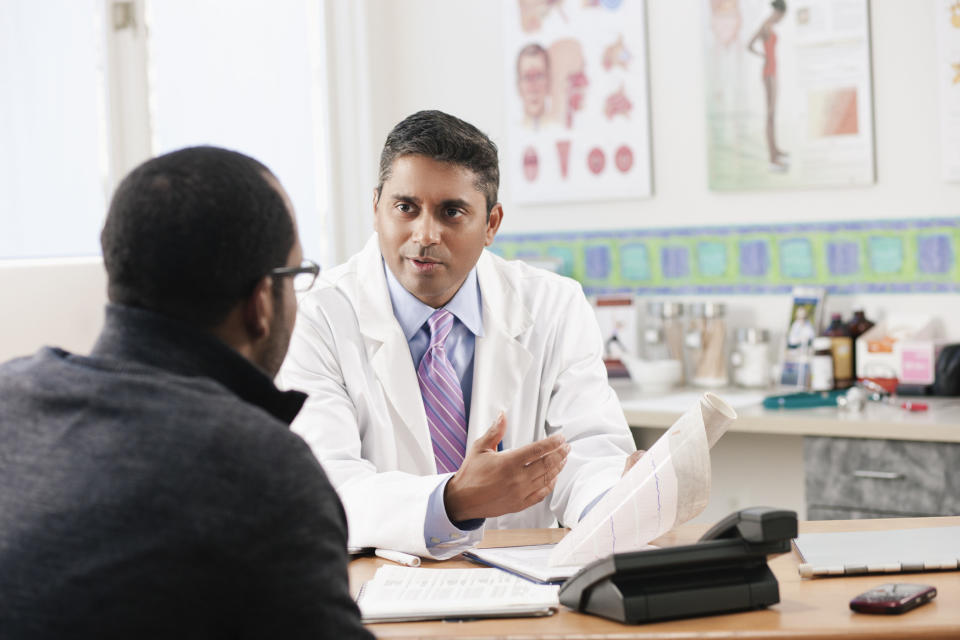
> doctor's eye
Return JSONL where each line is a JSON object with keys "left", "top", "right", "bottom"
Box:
{"left": 443, "top": 207, "right": 465, "bottom": 219}
{"left": 395, "top": 202, "right": 415, "bottom": 214}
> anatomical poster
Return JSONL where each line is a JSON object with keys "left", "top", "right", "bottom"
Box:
{"left": 504, "top": 0, "right": 652, "bottom": 204}
{"left": 703, "top": 0, "right": 875, "bottom": 190}
{"left": 937, "top": 0, "right": 960, "bottom": 181}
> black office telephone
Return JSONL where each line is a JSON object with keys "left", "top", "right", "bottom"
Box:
{"left": 558, "top": 507, "right": 798, "bottom": 624}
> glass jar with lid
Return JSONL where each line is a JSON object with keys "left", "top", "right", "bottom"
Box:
{"left": 643, "top": 301, "right": 685, "bottom": 379}
{"left": 686, "top": 302, "right": 728, "bottom": 387}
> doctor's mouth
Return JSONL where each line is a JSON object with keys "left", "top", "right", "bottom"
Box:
{"left": 408, "top": 257, "right": 445, "bottom": 274}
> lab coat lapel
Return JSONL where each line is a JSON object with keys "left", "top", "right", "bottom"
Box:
{"left": 468, "top": 252, "right": 534, "bottom": 447}
{"left": 354, "top": 238, "right": 435, "bottom": 471}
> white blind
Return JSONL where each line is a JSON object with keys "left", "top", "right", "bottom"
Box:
{"left": 0, "top": 0, "right": 109, "bottom": 259}
{"left": 145, "top": 0, "right": 330, "bottom": 262}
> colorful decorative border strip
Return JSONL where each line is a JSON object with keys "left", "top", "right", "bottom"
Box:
{"left": 490, "top": 218, "right": 960, "bottom": 295}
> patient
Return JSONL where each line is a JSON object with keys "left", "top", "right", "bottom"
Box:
{"left": 0, "top": 147, "right": 371, "bottom": 639}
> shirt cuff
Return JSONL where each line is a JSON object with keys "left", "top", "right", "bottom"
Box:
{"left": 424, "top": 476, "right": 484, "bottom": 552}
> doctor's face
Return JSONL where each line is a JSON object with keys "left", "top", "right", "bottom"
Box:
{"left": 374, "top": 154, "right": 503, "bottom": 309}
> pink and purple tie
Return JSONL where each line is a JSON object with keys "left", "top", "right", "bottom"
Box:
{"left": 418, "top": 309, "right": 468, "bottom": 474}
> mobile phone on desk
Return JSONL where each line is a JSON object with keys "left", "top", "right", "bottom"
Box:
{"left": 849, "top": 583, "right": 936, "bottom": 614}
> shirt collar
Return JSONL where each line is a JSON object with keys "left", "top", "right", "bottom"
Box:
{"left": 383, "top": 260, "right": 484, "bottom": 340}
{"left": 90, "top": 304, "right": 306, "bottom": 425}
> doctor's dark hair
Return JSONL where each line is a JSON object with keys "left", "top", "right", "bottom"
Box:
{"left": 100, "top": 145, "right": 294, "bottom": 328}
{"left": 376, "top": 110, "right": 500, "bottom": 215}
{"left": 771, "top": 0, "right": 786, "bottom": 11}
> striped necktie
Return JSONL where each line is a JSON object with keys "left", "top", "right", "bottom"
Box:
{"left": 418, "top": 308, "right": 468, "bottom": 474}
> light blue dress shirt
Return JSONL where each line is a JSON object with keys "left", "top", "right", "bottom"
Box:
{"left": 383, "top": 262, "right": 486, "bottom": 551}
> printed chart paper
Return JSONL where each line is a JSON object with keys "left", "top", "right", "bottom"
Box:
{"left": 549, "top": 393, "right": 736, "bottom": 567}
{"left": 357, "top": 566, "right": 559, "bottom": 622}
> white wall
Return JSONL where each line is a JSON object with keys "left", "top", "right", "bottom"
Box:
{"left": 2, "top": 1, "right": 957, "bottom": 362}
{"left": 361, "top": 0, "right": 960, "bottom": 341}
{"left": 0, "top": 260, "right": 107, "bottom": 362}
{"left": 355, "top": 0, "right": 956, "bottom": 521}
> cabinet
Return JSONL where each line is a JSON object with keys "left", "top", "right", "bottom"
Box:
{"left": 804, "top": 437, "right": 960, "bottom": 519}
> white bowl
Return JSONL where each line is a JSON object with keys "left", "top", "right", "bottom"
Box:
{"left": 621, "top": 356, "right": 683, "bottom": 394}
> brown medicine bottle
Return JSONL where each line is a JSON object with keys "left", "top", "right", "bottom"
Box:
{"left": 847, "top": 309, "right": 874, "bottom": 382}
{"left": 824, "top": 313, "right": 854, "bottom": 389}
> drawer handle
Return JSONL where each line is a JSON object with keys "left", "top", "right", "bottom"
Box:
{"left": 852, "top": 470, "right": 904, "bottom": 480}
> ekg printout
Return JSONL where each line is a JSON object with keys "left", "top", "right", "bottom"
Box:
{"left": 549, "top": 393, "right": 736, "bottom": 567}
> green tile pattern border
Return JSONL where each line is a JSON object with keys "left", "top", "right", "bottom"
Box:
{"left": 491, "top": 218, "right": 960, "bottom": 295}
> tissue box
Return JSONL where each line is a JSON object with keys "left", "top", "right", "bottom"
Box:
{"left": 900, "top": 341, "right": 947, "bottom": 386}
{"left": 856, "top": 317, "right": 940, "bottom": 385}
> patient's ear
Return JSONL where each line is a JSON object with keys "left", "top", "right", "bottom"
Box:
{"left": 242, "top": 276, "right": 274, "bottom": 341}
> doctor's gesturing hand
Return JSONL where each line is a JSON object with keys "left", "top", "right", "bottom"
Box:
{"left": 444, "top": 413, "right": 570, "bottom": 522}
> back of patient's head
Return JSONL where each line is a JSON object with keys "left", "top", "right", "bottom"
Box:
{"left": 101, "top": 146, "right": 294, "bottom": 328}
{"left": 377, "top": 110, "right": 500, "bottom": 213}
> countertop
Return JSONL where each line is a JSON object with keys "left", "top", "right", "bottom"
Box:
{"left": 613, "top": 380, "right": 960, "bottom": 443}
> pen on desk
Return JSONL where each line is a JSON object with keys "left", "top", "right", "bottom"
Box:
{"left": 375, "top": 549, "right": 421, "bottom": 567}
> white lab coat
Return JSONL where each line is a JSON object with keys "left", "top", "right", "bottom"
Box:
{"left": 279, "top": 235, "right": 635, "bottom": 558}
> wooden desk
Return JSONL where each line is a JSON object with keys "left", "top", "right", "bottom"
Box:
{"left": 350, "top": 517, "right": 960, "bottom": 639}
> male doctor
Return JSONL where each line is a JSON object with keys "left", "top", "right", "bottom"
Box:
{"left": 280, "top": 110, "right": 637, "bottom": 559}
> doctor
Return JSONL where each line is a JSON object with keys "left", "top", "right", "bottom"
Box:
{"left": 280, "top": 110, "right": 637, "bottom": 559}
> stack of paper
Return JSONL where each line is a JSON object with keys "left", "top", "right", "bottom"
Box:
{"left": 357, "top": 565, "right": 559, "bottom": 622}
{"left": 549, "top": 392, "right": 737, "bottom": 567}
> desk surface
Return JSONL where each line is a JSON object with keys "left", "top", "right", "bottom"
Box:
{"left": 614, "top": 381, "right": 960, "bottom": 443}
{"left": 350, "top": 516, "right": 960, "bottom": 639}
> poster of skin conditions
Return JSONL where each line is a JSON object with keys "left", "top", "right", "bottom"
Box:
{"left": 937, "top": 0, "right": 960, "bottom": 182}
{"left": 504, "top": 0, "right": 652, "bottom": 204}
{"left": 704, "top": 0, "right": 875, "bottom": 190}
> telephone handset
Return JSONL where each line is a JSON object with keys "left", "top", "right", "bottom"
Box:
{"left": 558, "top": 507, "right": 798, "bottom": 624}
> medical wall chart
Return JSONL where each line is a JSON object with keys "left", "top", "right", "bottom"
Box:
{"left": 937, "top": 0, "right": 960, "bottom": 182}
{"left": 491, "top": 217, "right": 960, "bottom": 296}
{"left": 703, "top": 0, "right": 875, "bottom": 190}
{"left": 549, "top": 393, "right": 736, "bottom": 567}
{"left": 503, "top": 0, "right": 652, "bottom": 204}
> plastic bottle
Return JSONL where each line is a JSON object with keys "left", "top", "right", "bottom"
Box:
{"left": 810, "top": 336, "right": 835, "bottom": 391}
{"left": 847, "top": 309, "right": 874, "bottom": 382}
{"left": 730, "top": 328, "right": 771, "bottom": 388}
{"left": 824, "top": 313, "right": 853, "bottom": 389}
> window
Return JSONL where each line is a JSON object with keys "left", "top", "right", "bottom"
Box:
{"left": 0, "top": 0, "right": 110, "bottom": 259}
{"left": 0, "top": 0, "right": 331, "bottom": 262}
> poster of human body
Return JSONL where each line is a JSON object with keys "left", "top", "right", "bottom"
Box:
{"left": 504, "top": 0, "right": 652, "bottom": 204}
{"left": 704, "top": 0, "right": 875, "bottom": 190}
{"left": 936, "top": 0, "right": 960, "bottom": 182}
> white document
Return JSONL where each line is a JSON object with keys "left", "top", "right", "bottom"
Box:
{"left": 465, "top": 544, "right": 584, "bottom": 584}
{"left": 357, "top": 565, "right": 559, "bottom": 623}
{"left": 549, "top": 393, "right": 736, "bottom": 566}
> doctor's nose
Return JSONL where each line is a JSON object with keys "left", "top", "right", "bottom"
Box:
{"left": 412, "top": 214, "right": 441, "bottom": 246}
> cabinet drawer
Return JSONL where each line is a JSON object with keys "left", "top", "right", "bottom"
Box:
{"left": 804, "top": 437, "right": 960, "bottom": 518}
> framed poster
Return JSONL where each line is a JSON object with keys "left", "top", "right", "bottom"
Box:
{"left": 703, "top": 0, "right": 876, "bottom": 190}
{"left": 503, "top": 0, "right": 653, "bottom": 204}
{"left": 936, "top": 0, "right": 960, "bottom": 182}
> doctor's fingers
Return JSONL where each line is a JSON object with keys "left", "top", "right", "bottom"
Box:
{"left": 519, "top": 474, "right": 559, "bottom": 511}
{"left": 508, "top": 433, "right": 567, "bottom": 467}
{"left": 623, "top": 449, "right": 646, "bottom": 476}
{"left": 517, "top": 442, "right": 570, "bottom": 487}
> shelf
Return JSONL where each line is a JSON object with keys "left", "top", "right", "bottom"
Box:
{"left": 613, "top": 380, "right": 960, "bottom": 443}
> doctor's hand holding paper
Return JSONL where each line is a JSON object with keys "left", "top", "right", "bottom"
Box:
{"left": 279, "top": 110, "right": 636, "bottom": 559}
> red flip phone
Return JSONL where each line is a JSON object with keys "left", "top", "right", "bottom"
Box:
{"left": 849, "top": 583, "right": 937, "bottom": 614}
